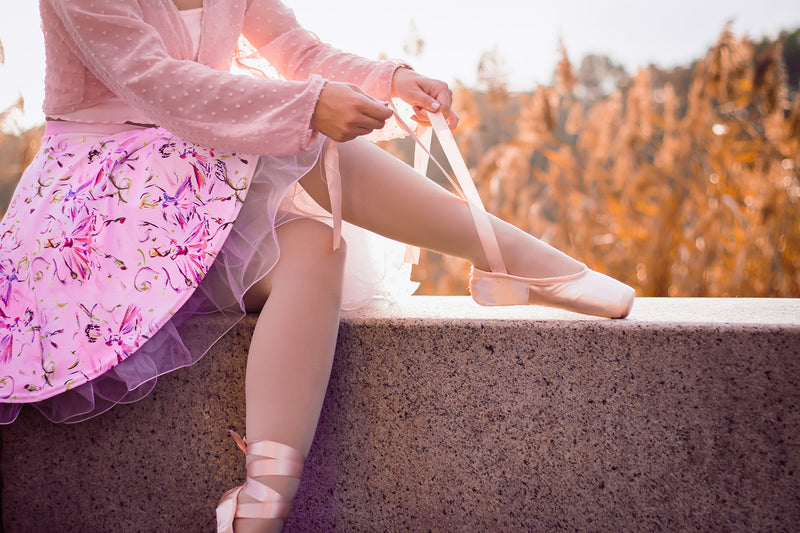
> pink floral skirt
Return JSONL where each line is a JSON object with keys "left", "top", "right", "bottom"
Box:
{"left": 0, "top": 122, "right": 415, "bottom": 424}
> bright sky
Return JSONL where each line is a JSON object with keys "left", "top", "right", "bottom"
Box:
{"left": 1, "top": 0, "right": 799, "bottom": 129}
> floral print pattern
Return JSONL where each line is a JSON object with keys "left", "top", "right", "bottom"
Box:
{"left": 0, "top": 127, "right": 254, "bottom": 402}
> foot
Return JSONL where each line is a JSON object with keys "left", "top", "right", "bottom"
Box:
{"left": 216, "top": 433, "right": 305, "bottom": 533}
{"left": 232, "top": 476, "right": 298, "bottom": 533}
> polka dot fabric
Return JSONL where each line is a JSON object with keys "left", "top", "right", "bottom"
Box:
{"left": 41, "top": 0, "right": 406, "bottom": 155}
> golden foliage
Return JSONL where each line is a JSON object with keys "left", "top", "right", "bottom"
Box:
{"left": 554, "top": 39, "right": 576, "bottom": 96}
{"left": 0, "top": 92, "right": 44, "bottom": 214}
{"left": 412, "top": 27, "right": 800, "bottom": 297}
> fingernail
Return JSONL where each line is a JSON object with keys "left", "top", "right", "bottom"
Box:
{"left": 430, "top": 101, "right": 441, "bottom": 111}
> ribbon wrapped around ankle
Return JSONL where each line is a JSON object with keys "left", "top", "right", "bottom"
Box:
{"left": 319, "top": 108, "right": 507, "bottom": 276}
{"left": 223, "top": 430, "right": 306, "bottom": 520}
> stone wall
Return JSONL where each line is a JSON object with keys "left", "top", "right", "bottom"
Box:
{"left": 2, "top": 297, "right": 799, "bottom": 532}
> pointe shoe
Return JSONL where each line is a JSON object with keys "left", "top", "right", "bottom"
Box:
{"left": 216, "top": 431, "right": 305, "bottom": 533}
{"left": 469, "top": 265, "right": 635, "bottom": 319}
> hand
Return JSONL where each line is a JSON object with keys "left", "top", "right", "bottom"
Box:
{"left": 311, "top": 82, "right": 393, "bottom": 142}
{"left": 391, "top": 67, "right": 459, "bottom": 129}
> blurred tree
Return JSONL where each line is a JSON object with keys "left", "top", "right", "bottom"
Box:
{"left": 402, "top": 18, "right": 425, "bottom": 58}
{"left": 553, "top": 39, "right": 576, "bottom": 96}
{"left": 574, "top": 54, "right": 628, "bottom": 104}
{"left": 477, "top": 46, "right": 509, "bottom": 105}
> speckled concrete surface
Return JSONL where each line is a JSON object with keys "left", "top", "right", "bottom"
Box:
{"left": 2, "top": 297, "right": 799, "bottom": 532}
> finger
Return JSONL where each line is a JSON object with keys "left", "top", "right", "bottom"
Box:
{"left": 412, "top": 105, "right": 427, "bottom": 119}
{"left": 347, "top": 109, "right": 388, "bottom": 136}
{"left": 418, "top": 92, "right": 442, "bottom": 114}
{"left": 341, "top": 115, "right": 384, "bottom": 136}
{"left": 338, "top": 126, "right": 378, "bottom": 141}
{"left": 405, "top": 83, "right": 443, "bottom": 114}
{"left": 414, "top": 103, "right": 447, "bottom": 124}
{"left": 407, "top": 106, "right": 429, "bottom": 126}
{"left": 357, "top": 125, "right": 378, "bottom": 137}
{"left": 358, "top": 98, "right": 393, "bottom": 121}
{"left": 433, "top": 92, "right": 453, "bottom": 121}
{"left": 447, "top": 110, "right": 460, "bottom": 130}
{"left": 358, "top": 114, "right": 387, "bottom": 132}
{"left": 410, "top": 115, "right": 431, "bottom": 127}
{"left": 412, "top": 114, "right": 431, "bottom": 127}
{"left": 424, "top": 82, "right": 452, "bottom": 114}
{"left": 346, "top": 83, "right": 392, "bottom": 118}
{"left": 437, "top": 87, "right": 453, "bottom": 110}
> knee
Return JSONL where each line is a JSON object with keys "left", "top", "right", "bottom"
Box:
{"left": 305, "top": 222, "right": 347, "bottom": 276}
{"left": 315, "top": 234, "right": 348, "bottom": 287}
{"left": 278, "top": 219, "right": 347, "bottom": 292}
{"left": 302, "top": 234, "right": 347, "bottom": 306}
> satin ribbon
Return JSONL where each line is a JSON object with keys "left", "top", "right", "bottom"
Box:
{"left": 229, "top": 429, "right": 248, "bottom": 453}
{"left": 322, "top": 140, "right": 342, "bottom": 251}
{"left": 390, "top": 107, "right": 507, "bottom": 275}
{"left": 225, "top": 430, "right": 306, "bottom": 519}
{"left": 320, "top": 108, "right": 507, "bottom": 275}
{"left": 405, "top": 126, "right": 432, "bottom": 265}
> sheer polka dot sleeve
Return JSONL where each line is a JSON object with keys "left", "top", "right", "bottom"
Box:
{"left": 46, "top": 0, "right": 325, "bottom": 156}
{"left": 242, "top": 0, "right": 407, "bottom": 104}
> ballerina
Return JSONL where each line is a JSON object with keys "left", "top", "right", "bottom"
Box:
{"left": 0, "top": 1, "right": 634, "bottom": 531}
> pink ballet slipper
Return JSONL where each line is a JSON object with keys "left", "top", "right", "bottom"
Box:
{"left": 216, "top": 431, "right": 305, "bottom": 533}
{"left": 469, "top": 265, "right": 635, "bottom": 319}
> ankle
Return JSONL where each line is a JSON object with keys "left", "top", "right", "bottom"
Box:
{"left": 234, "top": 483, "right": 294, "bottom": 533}
{"left": 216, "top": 434, "right": 305, "bottom": 533}
{"left": 480, "top": 231, "right": 583, "bottom": 278}
{"left": 504, "top": 246, "right": 584, "bottom": 279}
{"left": 473, "top": 220, "right": 582, "bottom": 278}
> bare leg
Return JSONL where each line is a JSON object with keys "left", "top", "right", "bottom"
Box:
{"left": 234, "top": 218, "right": 346, "bottom": 533}
{"left": 300, "top": 138, "right": 584, "bottom": 278}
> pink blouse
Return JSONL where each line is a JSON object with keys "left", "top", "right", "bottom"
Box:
{"left": 41, "top": 0, "right": 406, "bottom": 156}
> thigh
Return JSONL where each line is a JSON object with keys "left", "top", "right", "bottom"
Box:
{"left": 241, "top": 218, "right": 346, "bottom": 313}
{"left": 298, "top": 137, "right": 457, "bottom": 218}
{"left": 297, "top": 137, "right": 484, "bottom": 263}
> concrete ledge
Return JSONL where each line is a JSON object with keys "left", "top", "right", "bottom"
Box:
{"left": 2, "top": 297, "right": 799, "bottom": 532}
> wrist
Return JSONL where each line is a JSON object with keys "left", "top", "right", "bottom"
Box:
{"left": 310, "top": 79, "right": 329, "bottom": 131}
{"left": 390, "top": 63, "right": 414, "bottom": 98}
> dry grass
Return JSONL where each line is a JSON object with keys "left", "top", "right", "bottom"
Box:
{"left": 408, "top": 27, "right": 800, "bottom": 297}
{"left": 2, "top": 27, "right": 798, "bottom": 297}
{"left": 0, "top": 96, "right": 43, "bottom": 214}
